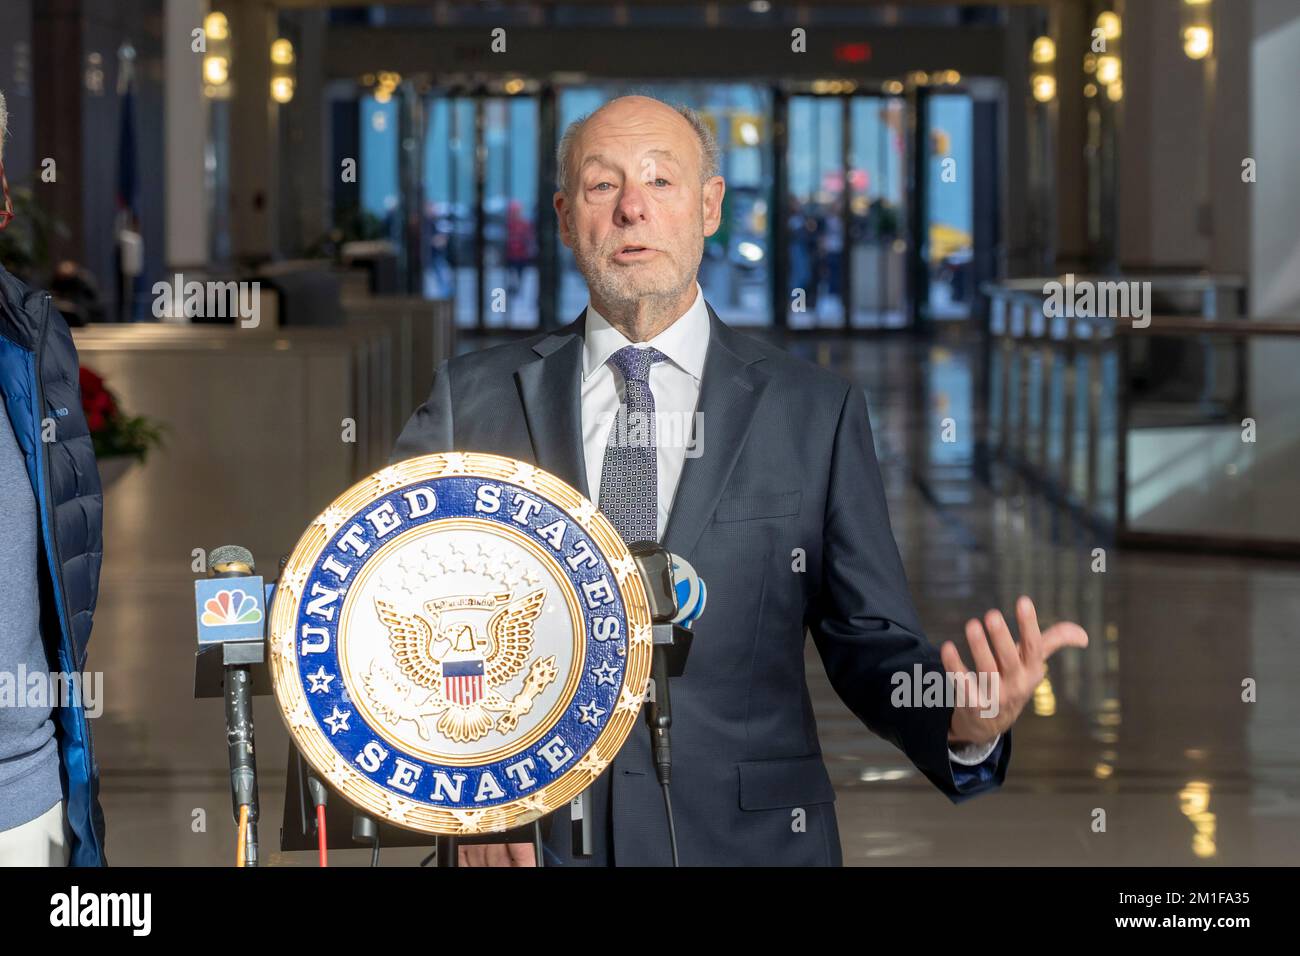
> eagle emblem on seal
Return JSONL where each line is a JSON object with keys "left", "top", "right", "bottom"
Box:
{"left": 365, "top": 588, "right": 560, "bottom": 743}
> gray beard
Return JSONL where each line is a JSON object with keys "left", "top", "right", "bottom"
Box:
{"left": 572, "top": 243, "right": 702, "bottom": 319}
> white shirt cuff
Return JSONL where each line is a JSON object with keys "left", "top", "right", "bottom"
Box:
{"left": 948, "top": 733, "right": 1001, "bottom": 767}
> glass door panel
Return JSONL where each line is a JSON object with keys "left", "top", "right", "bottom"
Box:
{"left": 423, "top": 94, "right": 477, "bottom": 327}
{"left": 785, "top": 96, "right": 845, "bottom": 329}
{"left": 482, "top": 96, "right": 540, "bottom": 329}
{"left": 848, "top": 97, "right": 907, "bottom": 329}
{"left": 925, "top": 93, "right": 975, "bottom": 321}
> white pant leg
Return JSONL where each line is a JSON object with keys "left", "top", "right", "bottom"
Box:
{"left": 0, "top": 801, "right": 70, "bottom": 867}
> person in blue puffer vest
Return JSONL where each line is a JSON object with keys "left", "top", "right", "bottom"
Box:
{"left": 0, "top": 89, "right": 107, "bottom": 866}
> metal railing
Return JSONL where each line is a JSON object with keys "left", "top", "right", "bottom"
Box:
{"left": 980, "top": 277, "right": 1300, "bottom": 556}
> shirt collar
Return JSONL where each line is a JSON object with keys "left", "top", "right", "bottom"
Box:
{"left": 582, "top": 282, "right": 709, "bottom": 383}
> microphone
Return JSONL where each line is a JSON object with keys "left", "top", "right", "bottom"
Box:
{"left": 668, "top": 554, "right": 706, "bottom": 628}
{"left": 625, "top": 543, "right": 707, "bottom": 867}
{"left": 629, "top": 545, "right": 703, "bottom": 677}
{"left": 210, "top": 544, "right": 255, "bottom": 577}
{"left": 196, "top": 545, "right": 265, "bottom": 867}
{"left": 568, "top": 545, "right": 708, "bottom": 860}
{"left": 628, "top": 542, "right": 675, "bottom": 623}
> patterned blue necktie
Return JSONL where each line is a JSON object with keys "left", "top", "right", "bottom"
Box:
{"left": 598, "top": 345, "right": 668, "bottom": 545}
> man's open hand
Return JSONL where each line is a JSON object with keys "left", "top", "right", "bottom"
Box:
{"left": 941, "top": 595, "right": 1088, "bottom": 747}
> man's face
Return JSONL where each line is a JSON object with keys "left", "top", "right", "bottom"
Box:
{"left": 554, "top": 97, "right": 725, "bottom": 314}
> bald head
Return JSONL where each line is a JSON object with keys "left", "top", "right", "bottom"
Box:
{"left": 556, "top": 94, "right": 719, "bottom": 196}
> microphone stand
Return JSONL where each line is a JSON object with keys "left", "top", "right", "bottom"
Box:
{"left": 649, "top": 622, "right": 693, "bottom": 866}
{"left": 647, "top": 625, "right": 690, "bottom": 787}
{"left": 215, "top": 561, "right": 261, "bottom": 867}
{"left": 225, "top": 662, "right": 259, "bottom": 865}
{"left": 570, "top": 789, "right": 594, "bottom": 859}
{"left": 626, "top": 542, "right": 699, "bottom": 868}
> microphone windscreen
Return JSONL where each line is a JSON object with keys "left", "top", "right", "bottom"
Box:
{"left": 209, "top": 545, "right": 256, "bottom": 572}
{"left": 670, "top": 555, "right": 706, "bottom": 627}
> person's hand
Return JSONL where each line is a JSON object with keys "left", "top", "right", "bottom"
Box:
{"left": 457, "top": 842, "right": 536, "bottom": 866}
{"left": 941, "top": 595, "right": 1088, "bottom": 746}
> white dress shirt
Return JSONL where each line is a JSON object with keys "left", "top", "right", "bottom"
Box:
{"left": 577, "top": 282, "right": 999, "bottom": 769}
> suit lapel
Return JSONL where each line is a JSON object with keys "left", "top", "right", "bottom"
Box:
{"left": 515, "top": 311, "right": 592, "bottom": 500}
{"left": 660, "top": 304, "right": 770, "bottom": 560}
{"left": 515, "top": 302, "right": 770, "bottom": 560}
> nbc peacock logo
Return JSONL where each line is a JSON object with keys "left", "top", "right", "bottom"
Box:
{"left": 201, "top": 588, "right": 263, "bottom": 627}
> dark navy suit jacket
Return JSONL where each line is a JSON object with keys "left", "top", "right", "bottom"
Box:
{"left": 392, "top": 303, "right": 1009, "bottom": 865}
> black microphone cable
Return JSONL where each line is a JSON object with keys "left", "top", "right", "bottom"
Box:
{"left": 660, "top": 781, "right": 679, "bottom": 867}
{"left": 648, "top": 622, "right": 680, "bottom": 867}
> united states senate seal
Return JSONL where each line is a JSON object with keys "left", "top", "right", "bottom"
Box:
{"left": 268, "top": 452, "right": 653, "bottom": 835}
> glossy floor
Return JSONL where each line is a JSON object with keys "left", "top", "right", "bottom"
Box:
{"left": 88, "top": 333, "right": 1300, "bottom": 865}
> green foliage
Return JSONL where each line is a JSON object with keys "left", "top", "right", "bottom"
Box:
{"left": 93, "top": 412, "right": 167, "bottom": 464}
{"left": 0, "top": 186, "right": 69, "bottom": 281}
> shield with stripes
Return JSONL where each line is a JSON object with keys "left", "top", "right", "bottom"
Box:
{"left": 442, "top": 657, "right": 485, "bottom": 705}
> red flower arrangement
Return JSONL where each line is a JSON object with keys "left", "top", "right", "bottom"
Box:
{"left": 80, "top": 367, "right": 115, "bottom": 432}
{"left": 79, "top": 365, "right": 165, "bottom": 462}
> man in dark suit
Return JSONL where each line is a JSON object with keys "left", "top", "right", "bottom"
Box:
{"left": 392, "top": 94, "right": 1087, "bottom": 866}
